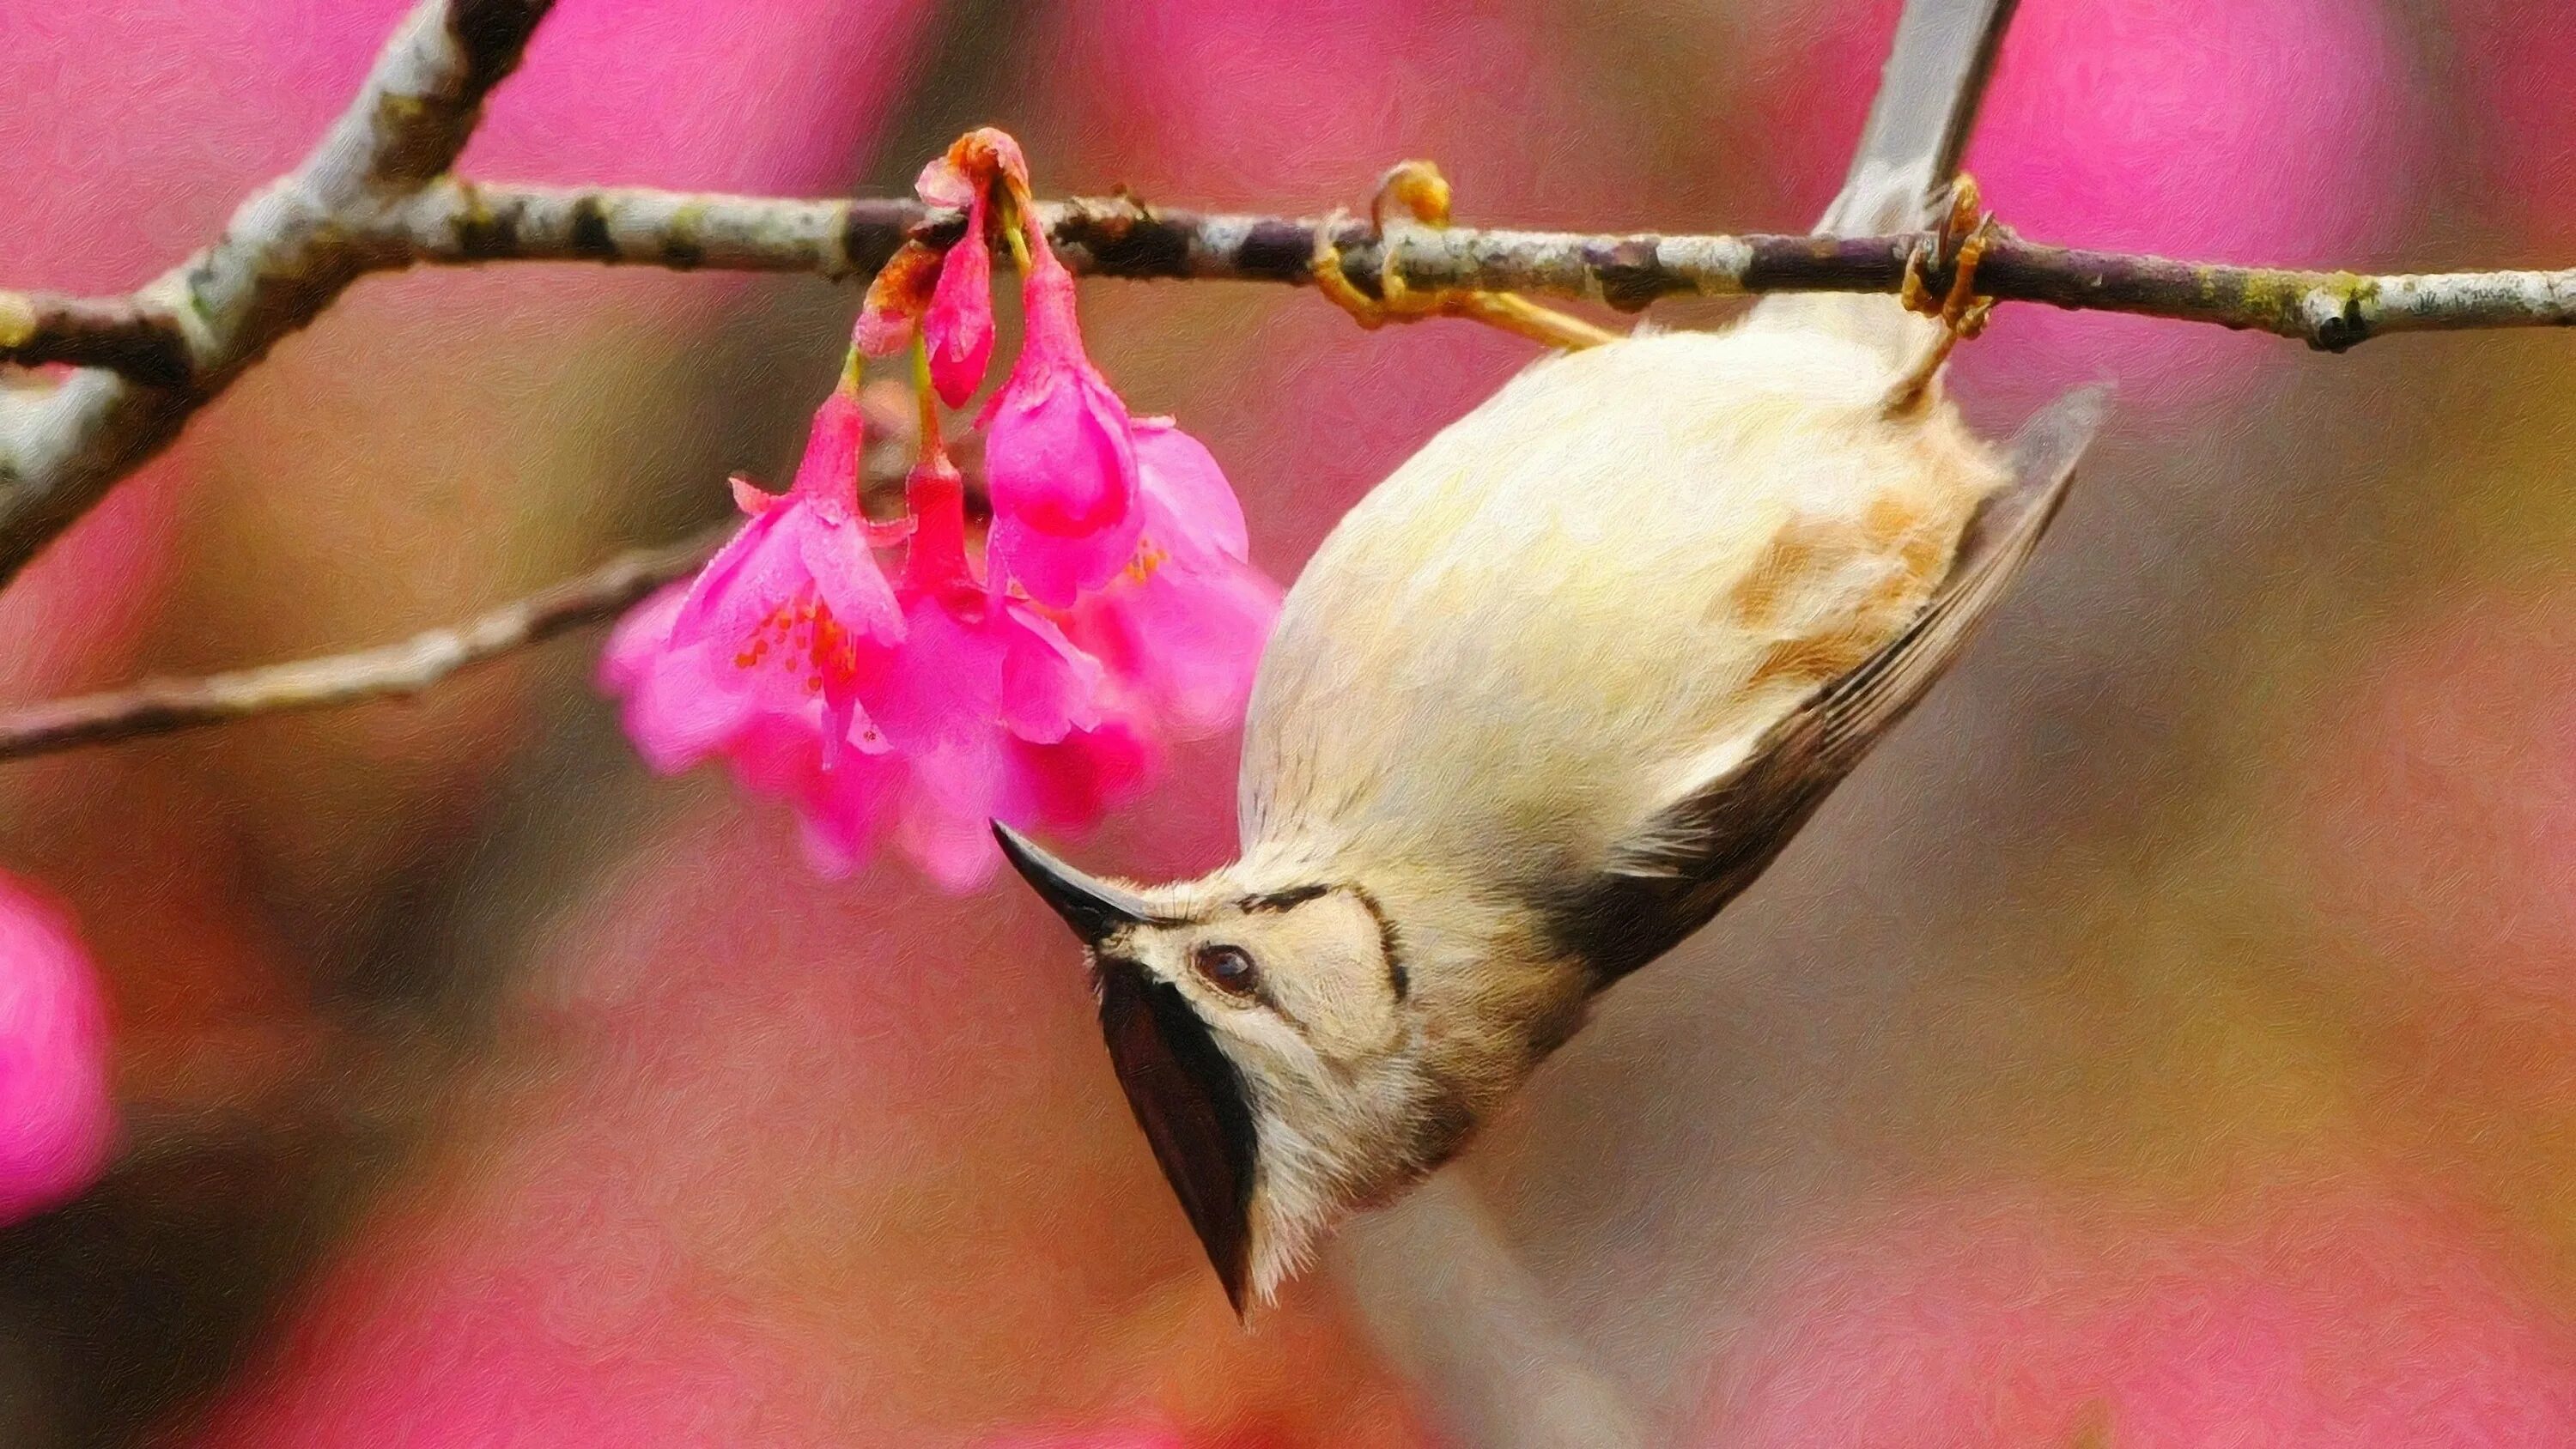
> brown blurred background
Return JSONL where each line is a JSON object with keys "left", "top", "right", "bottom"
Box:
{"left": 5, "top": 0, "right": 2576, "bottom": 1444}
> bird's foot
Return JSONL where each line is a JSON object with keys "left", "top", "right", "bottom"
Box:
{"left": 1887, "top": 173, "right": 1999, "bottom": 413}
{"left": 1310, "top": 160, "right": 1619, "bottom": 352}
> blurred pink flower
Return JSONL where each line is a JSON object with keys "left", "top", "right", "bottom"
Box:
{"left": 197, "top": 1201, "right": 822, "bottom": 1449}
{"left": 1702, "top": 1185, "right": 2576, "bottom": 1446}
{"left": 981, "top": 239, "right": 1145, "bottom": 610}
{"left": 2450, "top": 0, "right": 2576, "bottom": 247}
{"left": 0, "top": 870, "right": 112, "bottom": 1225}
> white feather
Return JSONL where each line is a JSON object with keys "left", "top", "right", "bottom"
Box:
{"left": 1240, "top": 319, "right": 2007, "bottom": 888}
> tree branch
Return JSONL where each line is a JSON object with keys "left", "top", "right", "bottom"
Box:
{"left": 374, "top": 185, "right": 2576, "bottom": 354}
{"left": 0, "top": 0, "right": 552, "bottom": 591}
{"left": 16, "top": 179, "right": 2575, "bottom": 390}
{"left": 0, "top": 529, "right": 718, "bottom": 762}
{"left": 0, "top": 292, "right": 191, "bottom": 383}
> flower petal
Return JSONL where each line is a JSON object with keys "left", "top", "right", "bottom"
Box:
{"left": 667, "top": 505, "right": 797, "bottom": 649}
{"left": 985, "top": 499, "right": 1145, "bottom": 611}
{"left": 997, "top": 603, "right": 1104, "bottom": 743}
{"left": 797, "top": 515, "right": 905, "bottom": 646}
{"left": 982, "top": 381, "right": 1141, "bottom": 606}
{"left": 608, "top": 634, "right": 781, "bottom": 775}
{"left": 599, "top": 579, "right": 688, "bottom": 694}
{"left": 925, "top": 203, "right": 995, "bottom": 409}
{"left": 914, "top": 154, "right": 975, "bottom": 211}
{"left": 896, "top": 738, "right": 1013, "bottom": 889}
{"left": 1010, "top": 720, "right": 1160, "bottom": 834}
{"left": 781, "top": 745, "right": 902, "bottom": 880}
{"left": 859, "top": 596, "right": 1006, "bottom": 753}
{"left": 729, "top": 475, "right": 781, "bottom": 518}
{"left": 1132, "top": 417, "right": 1249, "bottom": 567}
{"left": 1069, "top": 558, "right": 1280, "bottom": 739}
{"left": 787, "top": 388, "right": 866, "bottom": 512}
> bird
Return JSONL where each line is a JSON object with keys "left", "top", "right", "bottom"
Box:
{"left": 996, "top": 0, "right": 2107, "bottom": 1315}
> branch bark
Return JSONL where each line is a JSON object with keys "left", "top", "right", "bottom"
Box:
{"left": 15, "top": 180, "right": 2576, "bottom": 385}
{"left": 378, "top": 187, "right": 2576, "bottom": 354}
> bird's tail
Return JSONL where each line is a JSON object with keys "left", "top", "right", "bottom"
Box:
{"left": 1746, "top": 0, "right": 2020, "bottom": 359}
{"left": 1817, "top": 0, "right": 2019, "bottom": 237}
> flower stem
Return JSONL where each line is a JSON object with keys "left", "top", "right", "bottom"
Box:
{"left": 1000, "top": 193, "right": 1035, "bottom": 275}
{"left": 910, "top": 334, "right": 948, "bottom": 465}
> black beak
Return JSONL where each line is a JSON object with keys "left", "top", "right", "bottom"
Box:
{"left": 1096, "top": 961, "right": 1259, "bottom": 1316}
{"left": 990, "top": 822, "right": 1258, "bottom": 1312}
{"left": 991, "top": 822, "right": 1159, "bottom": 942}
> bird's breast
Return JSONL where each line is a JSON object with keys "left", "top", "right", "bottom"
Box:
{"left": 1238, "top": 324, "right": 2005, "bottom": 880}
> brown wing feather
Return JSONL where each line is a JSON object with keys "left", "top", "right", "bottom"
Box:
{"left": 1544, "top": 385, "right": 2111, "bottom": 982}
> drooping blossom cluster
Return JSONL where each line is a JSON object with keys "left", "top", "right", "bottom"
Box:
{"left": 605, "top": 130, "right": 1279, "bottom": 888}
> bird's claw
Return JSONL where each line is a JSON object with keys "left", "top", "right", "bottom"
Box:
{"left": 1309, "top": 160, "right": 1619, "bottom": 351}
{"left": 1887, "top": 173, "right": 2000, "bottom": 413}
{"left": 1899, "top": 173, "right": 1998, "bottom": 340}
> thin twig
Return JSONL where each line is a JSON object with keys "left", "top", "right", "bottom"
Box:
{"left": 15, "top": 179, "right": 2575, "bottom": 385}
{"left": 0, "top": 530, "right": 720, "bottom": 762}
{"left": 381, "top": 186, "right": 2576, "bottom": 354}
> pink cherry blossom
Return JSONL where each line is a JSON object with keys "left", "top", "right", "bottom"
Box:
{"left": 871, "top": 458, "right": 1103, "bottom": 749}
{"left": 858, "top": 127, "right": 1025, "bottom": 374}
{"left": 609, "top": 126, "right": 1279, "bottom": 890}
{"left": 844, "top": 458, "right": 1133, "bottom": 888}
{"left": 925, "top": 191, "right": 997, "bottom": 407}
{"left": 980, "top": 239, "right": 1144, "bottom": 609}
{"left": 656, "top": 387, "right": 903, "bottom": 760}
{"left": 1064, "top": 419, "right": 1281, "bottom": 736}
{"left": 0, "top": 870, "right": 113, "bottom": 1226}
{"left": 601, "top": 384, "right": 905, "bottom": 809}
{"left": 913, "top": 140, "right": 1016, "bottom": 408}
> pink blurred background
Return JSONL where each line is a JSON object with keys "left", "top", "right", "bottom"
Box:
{"left": 3, "top": 0, "right": 2574, "bottom": 1445}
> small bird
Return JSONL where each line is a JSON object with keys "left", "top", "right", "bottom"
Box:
{"left": 999, "top": 0, "right": 2106, "bottom": 1313}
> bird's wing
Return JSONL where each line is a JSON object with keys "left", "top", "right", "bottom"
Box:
{"left": 1541, "top": 385, "right": 2111, "bottom": 983}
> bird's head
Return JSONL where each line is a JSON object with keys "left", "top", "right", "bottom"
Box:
{"left": 993, "top": 822, "right": 1588, "bottom": 1312}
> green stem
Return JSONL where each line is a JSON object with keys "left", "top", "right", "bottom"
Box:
{"left": 999, "top": 191, "right": 1035, "bottom": 274}
{"left": 910, "top": 334, "right": 947, "bottom": 465}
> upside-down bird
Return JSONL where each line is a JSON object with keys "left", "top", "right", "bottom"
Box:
{"left": 998, "top": 0, "right": 2105, "bottom": 1313}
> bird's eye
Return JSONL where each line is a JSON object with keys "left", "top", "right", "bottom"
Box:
{"left": 1191, "top": 943, "right": 1261, "bottom": 1002}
